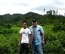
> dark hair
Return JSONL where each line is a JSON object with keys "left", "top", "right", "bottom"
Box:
{"left": 22, "top": 21, "right": 28, "bottom": 24}
{"left": 32, "top": 19, "right": 37, "bottom": 22}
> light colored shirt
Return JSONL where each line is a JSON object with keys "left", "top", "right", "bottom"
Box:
{"left": 30, "top": 25, "right": 44, "bottom": 45}
{"left": 33, "top": 27, "right": 36, "bottom": 39}
{"left": 19, "top": 28, "right": 31, "bottom": 43}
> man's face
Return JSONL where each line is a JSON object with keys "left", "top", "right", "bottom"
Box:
{"left": 32, "top": 22, "right": 37, "bottom": 27}
{"left": 22, "top": 22, "right": 27, "bottom": 28}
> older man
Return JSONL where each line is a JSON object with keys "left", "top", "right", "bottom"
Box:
{"left": 30, "top": 19, "right": 44, "bottom": 54}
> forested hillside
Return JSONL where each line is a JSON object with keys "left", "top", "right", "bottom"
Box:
{"left": 0, "top": 12, "right": 65, "bottom": 54}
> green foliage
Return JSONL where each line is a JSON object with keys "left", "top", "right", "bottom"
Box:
{"left": 44, "top": 25, "right": 65, "bottom": 54}
{"left": 0, "top": 27, "right": 19, "bottom": 54}
{"left": 52, "top": 23, "right": 65, "bottom": 32}
{"left": 0, "top": 12, "right": 65, "bottom": 54}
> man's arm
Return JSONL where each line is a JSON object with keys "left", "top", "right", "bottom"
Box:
{"left": 40, "top": 26, "right": 45, "bottom": 44}
{"left": 28, "top": 34, "right": 31, "bottom": 48}
{"left": 28, "top": 34, "right": 30, "bottom": 44}
{"left": 20, "top": 33, "right": 22, "bottom": 45}
{"left": 18, "top": 33, "right": 22, "bottom": 47}
{"left": 28, "top": 28, "right": 32, "bottom": 44}
{"left": 42, "top": 35, "right": 45, "bottom": 45}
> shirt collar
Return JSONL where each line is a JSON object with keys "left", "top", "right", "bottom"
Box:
{"left": 32, "top": 25, "right": 37, "bottom": 28}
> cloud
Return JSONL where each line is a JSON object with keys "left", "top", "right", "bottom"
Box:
{"left": 0, "top": 0, "right": 65, "bottom": 15}
{"left": 32, "top": 5, "right": 65, "bottom": 11}
{"left": 12, "top": 3, "right": 28, "bottom": 6}
{"left": 30, "top": 0, "right": 65, "bottom": 15}
{"left": 53, "top": 0, "right": 65, "bottom": 5}
{"left": 31, "top": 0, "right": 65, "bottom": 10}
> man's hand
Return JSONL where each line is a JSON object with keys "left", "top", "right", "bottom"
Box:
{"left": 42, "top": 36, "right": 44, "bottom": 45}
{"left": 42, "top": 40, "right": 45, "bottom": 45}
{"left": 28, "top": 44, "right": 30, "bottom": 48}
{"left": 18, "top": 43, "right": 20, "bottom": 48}
{"left": 28, "top": 43, "right": 31, "bottom": 48}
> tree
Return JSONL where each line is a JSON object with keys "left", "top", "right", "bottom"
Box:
{"left": 46, "top": 10, "right": 52, "bottom": 15}
{"left": 52, "top": 10, "right": 56, "bottom": 15}
{"left": 43, "top": 8, "right": 46, "bottom": 14}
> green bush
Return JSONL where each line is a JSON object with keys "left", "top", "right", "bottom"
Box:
{"left": 52, "top": 23, "right": 65, "bottom": 32}
{"left": 44, "top": 29, "right": 65, "bottom": 54}
{"left": 0, "top": 24, "right": 65, "bottom": 54}
{"left": 0, "top": 33, "right": 19, "bottom": 54}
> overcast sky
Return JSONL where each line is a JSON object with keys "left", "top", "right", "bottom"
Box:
{"left": 0, "top": 0, "right": 65, "bottom": 15}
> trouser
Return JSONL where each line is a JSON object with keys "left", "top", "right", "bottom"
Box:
{"left": 32, "top": 41, "right": 43, "bottom": 54}
{"left": 19, "top": 43, "right": 29, "bottom": 54}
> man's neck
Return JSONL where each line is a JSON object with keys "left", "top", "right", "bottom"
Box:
{"left": 34, "top": 26, "right": 36, "bottom": 28}
{"left": 23, "top": 27, "right": 27, "bottom": 29}
{"left": 33, "top": 25, "right": 37, "bottom": 28}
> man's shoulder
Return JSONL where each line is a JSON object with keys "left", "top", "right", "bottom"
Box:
{"left": 20, "top": 28, "right": 23, "bottom": 30}
{"left": 26, "top": 28, "right": 30, "bottom": 31}
{"left": 29, "top": 26, "right": 33, "bottom": 28}
{"left": 19, "top": 28, "right": 23, "bottom": 33}
{"left": 37, "top": 25, "right": 42, "bottom": 28}
{"left": 29, "top": 25, "right": 42, "bottom": 28}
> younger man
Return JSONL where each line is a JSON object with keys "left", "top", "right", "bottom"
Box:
{"left": 19, "top": 21, "right": 31, "bottom": 54}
